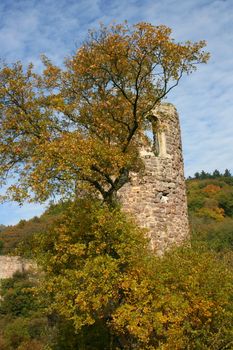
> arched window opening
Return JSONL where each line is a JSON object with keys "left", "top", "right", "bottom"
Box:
{"left": 147, "top": 115, "right": 160, "bottom": 156}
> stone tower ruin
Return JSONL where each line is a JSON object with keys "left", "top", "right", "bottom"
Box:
{"left": 119, "top": 103, "right": 189, "bottom": 255}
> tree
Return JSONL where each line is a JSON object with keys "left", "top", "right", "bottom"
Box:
{"left": 199, "top": 170, "right": 211, "bottom": 179}
{"left": 0, "top": 22, "right": 209, "bottom": 206}
{"left": 224, "top": 169, "right": 232, "bottom": 177}
{"left": 212, "top": 169, "right": 221, "bottom": 178}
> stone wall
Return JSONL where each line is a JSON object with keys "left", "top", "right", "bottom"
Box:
{"left": 0, "top": 256, "right": 35, "bottom": 280}
{"left": 119, "top": 103, "right": 189, "bottom": 255}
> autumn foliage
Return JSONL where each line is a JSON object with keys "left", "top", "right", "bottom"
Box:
{"left": 32, "top": 198, "right": 233, "bottom": 349}
{"left": 2, "top": 22, "right": 230, "bottom": 350}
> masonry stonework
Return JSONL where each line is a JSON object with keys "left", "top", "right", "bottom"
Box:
{"left": 119, "top": 103, "right": 189, "bottom": 255}
{"left": 0, "top": 256, "right": 35, "bottom": 280}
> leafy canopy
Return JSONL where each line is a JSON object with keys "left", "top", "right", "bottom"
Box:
{"left": 34, "top": 198, "right": 150, "bottom": 330}
{"left": 0, "top": 22, "right": 209, "bottom": 205}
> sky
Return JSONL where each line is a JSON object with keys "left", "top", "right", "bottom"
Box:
{"left": 0, "top": 0, "right": 232, "bottom": 225}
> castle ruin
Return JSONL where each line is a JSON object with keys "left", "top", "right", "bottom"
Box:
{"left": 119, "top": 103, "right": 189, "bottom": 255}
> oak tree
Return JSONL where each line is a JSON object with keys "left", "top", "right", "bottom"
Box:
{"left": 0, "top": 22, "right": 209, "bottom": 205}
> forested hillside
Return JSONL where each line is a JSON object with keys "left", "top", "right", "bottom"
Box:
{"left": 187, "top": 170, "right": 233, "bottom": 251}
{"left": 0, "top": 202, "right": 68, "bottom": 255}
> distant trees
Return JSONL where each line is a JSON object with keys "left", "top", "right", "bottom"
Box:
{"left": 191, "top": 169, "right": 232, "bottom": 180}
{"left": 0, "top": 216, "right": 47, "bottom": 255}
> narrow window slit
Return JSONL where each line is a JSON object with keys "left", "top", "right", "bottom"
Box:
{"left": 147, "top": 115, "right": 160, "bottom": 156}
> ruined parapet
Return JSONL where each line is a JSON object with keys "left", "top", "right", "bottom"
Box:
{"left": 119, "top": 103, "right": 189, "bottom": 255}
{"left": 0, "top": 256, "right": 35, "bottom": 280}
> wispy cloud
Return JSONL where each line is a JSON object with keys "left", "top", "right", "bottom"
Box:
{"left": 0, "top": 0, "right": 232, "bottom": 224}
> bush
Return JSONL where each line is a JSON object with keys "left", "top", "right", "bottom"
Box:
{"left": 33, "top": 199, "right": 233, "bottom": 349}
{"left": 0, "top": 271, "right": 39, "bottom": 317}
{"left": 106, "top": 247, "right": 233, "bottom": 349}
{"left": 3, "top": 318, "right": 30, "bottom": 349}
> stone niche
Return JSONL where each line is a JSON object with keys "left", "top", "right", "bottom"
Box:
{"left": 119, "top": 103, "right": 190, "bottom": 255}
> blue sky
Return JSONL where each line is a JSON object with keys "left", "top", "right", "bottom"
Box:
{"left": 0, "top": 0, "right": 232, "bottom": 225}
